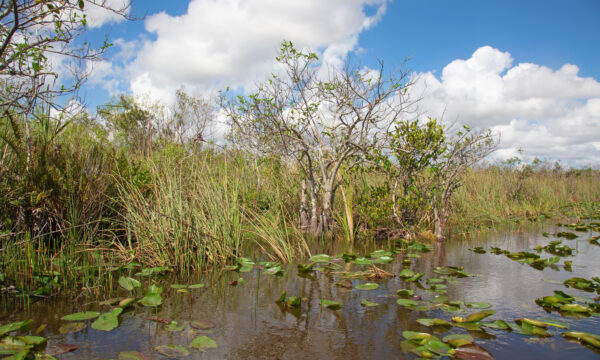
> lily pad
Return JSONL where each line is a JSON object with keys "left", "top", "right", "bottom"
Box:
{"left": 190, "top": 336, "right": 218, "bottom": 350}
{"left": 118, "top": 351, "right": 147, "bottom": 360}
{"left": 155, "top": 344, "right": 190, "bottom": 357}
{"left": 361, "top": 300, "right": 379, "bottom": 307}
{"left": 443, "top": 333, "right": 474, "bottom": 347}
{"left": 370, "top": 250, "right": 393, "bottom": 259}
{"left": 465, "top": 302, "right": 492, "bottom": 309}
{"left": 352, "top": 257, "right": 372, "bottom": 265}
{"left": 190, "top": 321, "right": 215, "bottom": 330}
{"left": 397, "top": 289, "right": 415, "bottom": 297}
{"left": 118, "top": 277, "right": 141, "bottom": 291}
{"left": 355, "top": 282, "right": 379, "bottom": 290}
{"left": 320, "top": 299, "right": 341, "bottom": 309}
{"left": 58, "top": 322, "right": 86, "bottom": 334}
{"left": 417, "top": 318, "right": 453, "bottom": 327}
{"left": 264, "top": 266, "right": 283, "bottom": 275}
{"left": 138, "top": 294, "right": 162, "bottom": 307}
{"left": 0, "top": 320, "right": 32, "bottom": 337}
{"left": 397, "top": 298, "right": 418, "bottom": 307}
{"left": 309, "top": 254, "right": 331, "bottom": 263}
{"left": 91, "top": 308, "right": 123, "bottom": 331}
{"left": 453, "top": 344, "right": 494, "bottom": 360}
{"left": 188, "top": 284, "right": 205, "bottom": 289}
{"left": 61, "top": 311, "right": 100, "bottom": 321}
{"left": 166, "top": 321, "right": 185, "bottom": 332}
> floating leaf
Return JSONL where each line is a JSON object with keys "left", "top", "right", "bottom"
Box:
{"left": 417, "top": 318, "right": 452, "bottom": 327}
{"left": 563, "top": 331, "right": 600, "bottom": 349}
{"left": 297, "top": 263, "right": 314, "bottom": 273}
{"left": 397, "top": 289, "right": 415, "bottom": 297}
{"left": 190, "top": 321, "right": 215, "bottom": 330}
{"left": 119, "top": 298, "right": 136, "bottom": 308}
{"left": 166, "top": 321, "right": 185, "bottom": 332}
{"left": 118, "top": 277, "right": 141, "bottom": 291}
{"left": 170, "top": 284, "right": 187, "bottom": 289}
{"left": 370, "top": 250, "right": 392, "bottom": 258}
{"left": 453, "top": 310, "right": 496, "bottom": 323}
{"left": 155, "top": 344, "right": 190, "bottom": 357}
{"left": 189, "top": 284, "right": 205, "bottom": 289}
{"left": 443, "top": 333, "right": 473, "bottom": 347}
{"left": 0, "top": 320, "right": 32, "bottom": 337}
{"left": 320, "top": 299, "right": 341, "bottom": 309}
{"left": 190, "top": 336, "right": 217, "bottom": 350}
{"left": 397, "top": 298, "right": 418, "bottom": 307}
{"left": 139, "top": 294, "right": 162, "bottom": 307}
{"left": 355, "top": 282, "right": 379, "bottom": 290}
{"left": 453, "top": 344, "right": 494, "bottom": 360}
{"left": 264, "top": 266, "right": 283, "bottom": 275}
{"left": 91, "top": 308, "right": 122, "bottom": 332}
{"left": 352, "top": 257, "right": 372, "bottom": 265}
{"left": 58, "top": 322, "right": 86, "bottom": 334}
{"left": 465, "top": 302, "right": 492, "bottom": 309}
{"left": 309, "top": 254, "right": 330, "bottom": 263}
{"left": 61, "top": 311, "right": 100, "bottom": 321}
{"left": 286, "top": 296, "right": 302, "bottom": 307}
{"left": 276, "top": 291, "right": 286, "bottom": 303}
{"left": 361, "top": 300, "right": 379, "bottom": 307}
{"left": 118, "top": 351, "right": 147, "bottom": 360}
{"left": 373, "top": 256, "right": 393, "bottom": 264}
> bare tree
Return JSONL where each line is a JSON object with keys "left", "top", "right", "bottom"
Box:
{"left": 431, "top": 125, "right": 497, "bottom": 241}
{"left": 169, "top": 89, "right": 215, "bottom": 145}
{"left": 224, "top": 41, "right": 416, "bottom": 237}
{"left": 1, "top": 0, "right": 133, "bottom": 168}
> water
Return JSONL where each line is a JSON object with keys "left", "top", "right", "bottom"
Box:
{"left": 2, "top": 224, "right": 599, "bottom": 359}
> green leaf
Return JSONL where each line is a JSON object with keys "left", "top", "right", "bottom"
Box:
{"left": 138, "top": 294, "right": 162, "bottom": 307}
{"left": 188, "top": 283, "right": 205, "bottom": 289}
{"left": 396, "top": 289, "right": 414, "bottom": 297}
{"left": 59, "top": 322, "right": 86, "bottom": 334}
{"left": 396, "top": 298, "right": 418, "bottom": 307}
{"left": 0, "top": 320, "right": 32, "bottom": 337}
{"left": 320, "top": 299, "right": 341, "bottom": 309}
{"left": 91, "top": 308, "right": 122, "bottom": 331}
{"left": 465, "top": 301, "right": 492, "bottom": 309}
{"left": 155, "top": 344, "right": 190, "bottom": 357}
{"left": 61, "top": 311, "right": 100, "bottom": 321}
{"left": 309, "top": 254, "right": 330, "bottom": 263}
{"left": 360, "top": 300, "right": 379, "bottom": 307}
{"left": 417, "top": 318, "right": 452, "bottom": 327}
{"left": 118, "top": 351, "right": 146, "bottom": 360}
{"left": 190, "top": 336, "right": 217, "bottom": 350}
{"left": 355, "top": 282, "right": 379, "bottom": 290}
{"left": 165, "top": 321, "right": 185, "bottom": 332}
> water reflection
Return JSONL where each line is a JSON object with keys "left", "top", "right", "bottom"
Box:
{"left": 1, "top": 224, "right": 599, "bottom": 359}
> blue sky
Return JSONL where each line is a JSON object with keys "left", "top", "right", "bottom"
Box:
{"left": 79, "top": 0, "right": 600, "bottom": 166}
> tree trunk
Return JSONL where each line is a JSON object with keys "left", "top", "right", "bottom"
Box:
{"left": 434, "top": 206, "right": 448, "bottom": 242}
{"left": 299, "top": 178, "right": 310, "bottom": 230}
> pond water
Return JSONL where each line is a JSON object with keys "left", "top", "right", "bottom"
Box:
{"left": 1, "top": 223, "right": 599, "bottom": 359}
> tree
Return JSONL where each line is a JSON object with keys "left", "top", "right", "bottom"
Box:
{"left": 169, "top": 89, "right": 215, "bottom": 145}
{"left": 1, "top": 0, "right": 132, "bottom": 115}
{"left": 430, "top": 125, "right": 497, "bottom": 241}
{"left": 224, "top": 41, "right": 415, "bottom": 237}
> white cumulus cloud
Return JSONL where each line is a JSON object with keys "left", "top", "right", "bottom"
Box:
{"left": 414, "top": 46, "right": 600, "bottom": 167}
{"left": 124, "top": 0, "right": 388, "bottom": 102}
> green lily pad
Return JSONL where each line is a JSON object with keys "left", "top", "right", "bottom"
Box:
{"left": 139, "top": 294, "right": 162, "bottom": 307}
{"left": 189, "top": 284, "right": 205, "bottom": 289}
{"left": 373, "top": 256, "right": 394, "bottom": 264}
{"left": 118, "top": 351, "right": 146, "bottom": 360}
{"left": 119, "top": 298, "right": 136, "bottom": 308}
{"left": 399, "top": 269, "right": 414, "bottom": 278}
{"left": 397, "top": 298, "right": 418, "bottom": 307}
{"left": 361, "top": 300, "right": 379, "bottom": 307}
{"left": 352, "top": 257, "right": 372, "bottom": 265}
{"left": 190, "top": 336, "right": 217, "bottom": 350}
{"left": 563, "top": 331, "right": 600, "bottom": 349}
{"left": 61, "top": 311, "right": 100, "bottom": 321}
{"left": 370, "top": 250, "right": 393, "bottom": 258}
{"left": 453, "top": 310, "right": 496, "bottom": 323}
{"left": 286, "top": 296, "right": 302, "bottom": 307}
{"left": 91, "top": 308, "right": 123, "bottom": 331}
{"left": 0, "top": 320, "right": 32, "bottom": 337}
{"left": 355, "top": 282, "right": 379, "bottom": 290}
{"left": 155, "top": 344, "right": 190, "bottom": 357}
{"left": 417, "top": 318, "right": 452, "bottom": 327}
{"left": 118, "top": 277, "right": 141, "bottom": 291}
{"left": 320, "top": 299, "right": 341, "bottom": 309}
{"left": 264, "top": 266, "right": 283, "bottom": 275}
{"left": 443, "top": 333, "right": 474, "bottom": 347}
{"left": 170, "top": 284, "right": 187, "bottom": 289}
{"left": 58, "top": 322, "right": 86, "bottom": 334}
{"left": 309, "top": 254, "right": 330, "bottom": 263}
{"left": 465, "top": 302, "right": 492, "bottom": 309}
{"left": 166, "top": 321, "right": 185, "bottom": 332}
{"left": 425, "top": 278, "right": 445, "bottom": 284}
{"left": 396, "top": 289, "right": 415, "bottom": 297}
{"left": 297, "top": 263, "right": 314, "bottom": 273}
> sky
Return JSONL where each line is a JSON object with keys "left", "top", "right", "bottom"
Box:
{"left": 77, "top": 0, "right": 600, "bottom": 167}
